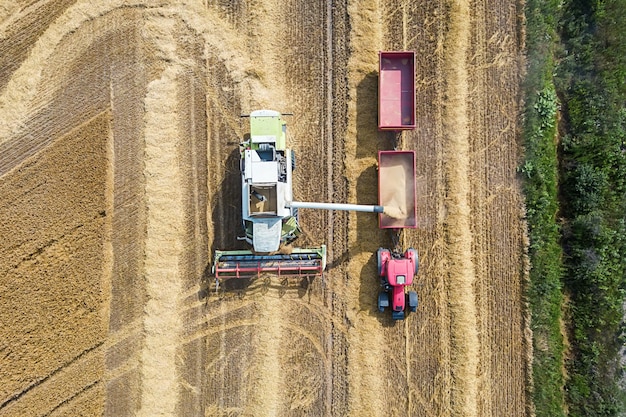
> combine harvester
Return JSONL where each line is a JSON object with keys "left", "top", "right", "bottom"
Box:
{"left": 212, "top": 110, "right": 390, "bottom": 280}
{"left": 211, "top": 110, "right": 420, "bottom": 320}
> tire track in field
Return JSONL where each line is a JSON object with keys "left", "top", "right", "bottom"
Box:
{"left": 103, "top": 319, "right": 143, "bottom": 379}
{"left": 45, "top": 382, "right": 102, "bottom": 417}
{"left": 323, "top": 1, "right": 345, "bottom": 415}
{"left": 442, "top": 1, "right": 480, "bottom": 416}
{"left": 179, "top": 285, "right": 341, "bottom": 358}
{"left": 0, "top": 344, "right": 103, "bottom": 417}
{"left": 0, "top": 318, "right": 142, "bottom": 417}
{"left": 248, "top": 290, "right": 283, "bottom": 416}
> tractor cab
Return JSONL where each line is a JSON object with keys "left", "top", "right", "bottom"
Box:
{"left": 385, "top": 257, "right": 415, "bottom": 287}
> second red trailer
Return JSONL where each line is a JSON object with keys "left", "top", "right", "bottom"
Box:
{"left": 378, "top": 51, "right": 416, "bottom": 131}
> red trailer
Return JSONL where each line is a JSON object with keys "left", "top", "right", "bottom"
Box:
{"left": 378, "top": 150, "right": 417, "bottom": 229}
{"left": 378, "top": 51, "right": 416, "bottom": 131}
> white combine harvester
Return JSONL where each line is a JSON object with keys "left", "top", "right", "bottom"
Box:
{"left": 212, "top": 110, "right": 386, "bottom": 279}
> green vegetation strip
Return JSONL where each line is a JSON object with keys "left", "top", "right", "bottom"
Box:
{"left": 556, "top": 0, "right": 626, "bottom": 415}
{"left": 523, "top": 1, "right": 566, "bottom": 416}
{"left": 523, "top": 0, "right": 626, "bottom": 415}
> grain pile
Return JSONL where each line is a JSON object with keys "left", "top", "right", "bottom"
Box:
{"left": 380, "top": 155, "right": 416, "bottom": 226}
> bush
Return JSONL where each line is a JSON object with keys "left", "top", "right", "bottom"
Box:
{"left": 556, "top": 0, "right": 626, "bottom": 413}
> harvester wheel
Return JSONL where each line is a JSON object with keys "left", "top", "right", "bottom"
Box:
{"left": 378, "top": 291, "right": 389, "bottom": 312}
{"left": 408, "top": 291, "right": 418, "bottom": 312}
{"left": 406, "top": 248, "right": 419, "bottom": 275}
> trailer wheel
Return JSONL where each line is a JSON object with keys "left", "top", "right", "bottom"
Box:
{"left": 408, "top": 291, "right": 418, "bottom": 312}
{"left": 406, "top": 248, "right": 419, "bottom": 275}
{"left": 378, "top": 292, "right": 389, "bottom": 312}
{"left": 291, "top": 150, "right": 296, "bottom": 171}
{"left": 377, "top": 248, "right": 390, "bottom": 276}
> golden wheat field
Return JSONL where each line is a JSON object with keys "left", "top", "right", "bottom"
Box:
{"left": 0, "top": 1, "right": 530, "bottom": 416}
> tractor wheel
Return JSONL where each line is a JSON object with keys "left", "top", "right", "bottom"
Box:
{"left": 408, "top": 291, "right": 418, "bottom": 312}
{"left": 378, "top": 291, "right": 390, "bottom": 312}
{"left": 406, "top": 248, "right": 419, "bottom": 275}
{"left": 291, "top": 150, "right": 296, "bottom": 171}
{"left": 377, "top": 248, "right": 390, "bottom": 276}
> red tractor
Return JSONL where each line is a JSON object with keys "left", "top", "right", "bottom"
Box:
{"left": 377, "top": 247, "right": 419, "bottom": 320}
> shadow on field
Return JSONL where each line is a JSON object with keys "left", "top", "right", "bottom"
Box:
{"left": 206, "top": 275, "right": 312, "bottom": 301}
{"left": 353, "top": 71, "right": 416, "bottom": 326}
{"left": 354, "top": 165, "right": 399, "bottom": 327}
{"left": 210, "top": 146, "right": 245, "bottom": 254}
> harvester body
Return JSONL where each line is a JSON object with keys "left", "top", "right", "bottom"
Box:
{"left": 212, "top": 110, "right": 386, "bottom": 280}
{"left": 377, "top": 248, "right": 419, "bottom": 320}
{"left": 213, "top": 110, "right": 327, "bottom": 279}
{"left": 240, "top": 110, "right": 297, "bottom": 253}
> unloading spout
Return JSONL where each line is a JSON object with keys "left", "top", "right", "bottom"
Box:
{"left": 288, "top": 201, "right": 384, "bottom": 213}
{"left": 251, "top": 190, "right": 267, "bottom": 202}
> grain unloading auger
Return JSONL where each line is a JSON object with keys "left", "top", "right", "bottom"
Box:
{"left": 212, "top": 110, "right": 388, "bottom": 280}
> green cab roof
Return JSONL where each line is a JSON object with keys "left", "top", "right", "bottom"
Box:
{"left": 249, "top": 109, "right": 286, "bottom": 150}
